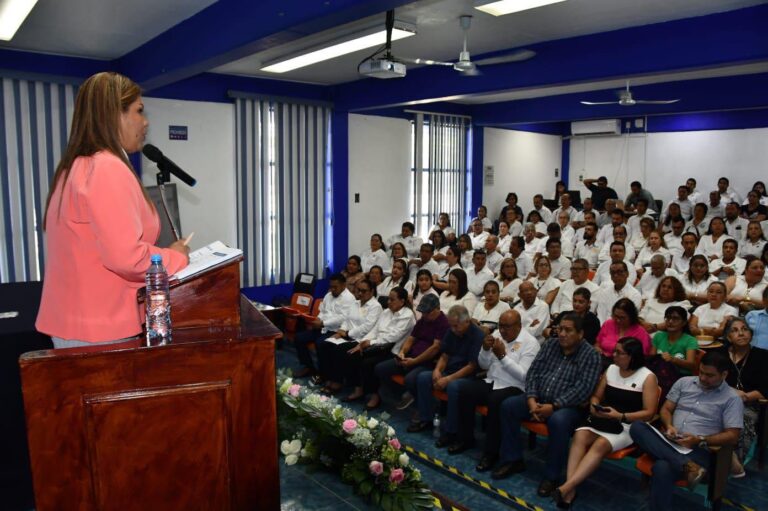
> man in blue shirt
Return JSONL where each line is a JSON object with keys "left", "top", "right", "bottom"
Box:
{"left": 630, "top": 351, "right": 743, "bottom": 511}
{"left": 490, "top": 313, "right": 601, "bottom": 498}
{"left": 745, "top": 287, "right": 768, "bottom": 349}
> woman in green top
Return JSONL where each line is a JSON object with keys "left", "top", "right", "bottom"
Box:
{"left": 648, "top": 306, "right": 699, "bottom": 374}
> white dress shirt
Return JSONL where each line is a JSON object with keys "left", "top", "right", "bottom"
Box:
{"left": 364, "top": 307, "right": 417, "bottom": 355}
{"left": 527, "top": 276, "right": 561, "bottom": 302}
{"left": 725, "top": 217, "right": 749, "bottom": 241}
{"left": 693, "top": 303, "right": 738, "bottom": 329}
{"left": 593, "top": 259, "right": 637, "bottom": 287}
{"left": 551, "top": 279, "right": 600, "bottom": 315}
{"left": 486, "top": 251, "right": 504, "bottom": 275}
{"left": 709, "top": 256, "right": 746, "bottom": 280}
{"left": 318, "top": 289, "right": 358, "bottom": 334}
{"left": 408, "top": 259, "right": 440, "bottom": 283}
{"left": 534, "top": 206, "right": 554, "bottom": 225}
{"left": 514, "top": 299, "right": 550, "bottom": 341}
{"left": 497, "top": 278, "right": 523, "bottom": 303}
{"left": 439, "top": 290, "right": 478, "bottom": 315}
{"left": 466, "top": 266, "right": 495, "bottom": 296}
{"left": 478, "top": 328, "right": 540, "bottom": 391}
{"left": 377, "top": 276, "right": 414, "bottom": 297}
{"left": 574, "top": 240, "right": 602, "bottom": 269}
{"left": 511, "top": 252, "right": 534, "bottom": 278}
{"left": 387, "top": 234, "right": 424, "bottom": 258}
{"left": 740, "top": 239, "right": 767, "bottom": 258}
{"left": 634, "top": 246, "right": 671, "bottom": 270}
{"left": 593, "top": 283, "right": 642, "bottom": 323}
{"left": 636, "top": 271, "right": 665, "bottom": 299}
{"left": 553, "top": 206, "right": 579, "bottom": 223}
{"left": 549, "top": 255, "right": 572, "bottom": 280}
{"left": 339, "top": 299, "right": 384, "bottom": 341}
{"left": 696, "top": 234, "right": 734, "bottom": 259}
{"left": 472, "top": 301, "right": 511, "bottom": 330}
{"left": 627, "top": 213, "right": 654, "bottom": 239}
{"left": 361, "top": 248, "right": 390, "bottom": 273}
{"left": 639, "top": 298, "right": 692, "bottom": 324}
{"left": 469, "top": 231, "right": 490, "bottom": 250}
{"left": 684, "top": 218, "right": 710, "bottom": 238}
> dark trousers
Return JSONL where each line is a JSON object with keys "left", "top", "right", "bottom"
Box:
{"left": 453, "top": 380, "right": 522, "bottom": 452}
{"left": 294, "top": 329, "right": 332, "bottom": 371}
{"left": 629, "top": 422, "right": 711, "bottom": 511}
{"left": 375, "top": 358, "right": 432, "bottom": 396}
{"left": 316, "top": 339, "right": 357, "bottom": 382}
{"left": 345, "top": 343, "right": 395, "bottom": 393}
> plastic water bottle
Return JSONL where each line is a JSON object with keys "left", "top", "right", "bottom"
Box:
{"left": 145, "top": 254, "right": 171, "bottom": 346}
{"left": 432, "top": 413, "right": 441, "bottom": 438}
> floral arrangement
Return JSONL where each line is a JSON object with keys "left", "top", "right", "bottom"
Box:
{"left": 278, "top": 371, "right": 433, "bottom": 511}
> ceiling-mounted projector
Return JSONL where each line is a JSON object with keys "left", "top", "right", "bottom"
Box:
{"left": 359, "top": 58, "right": 406, "bottom": 79}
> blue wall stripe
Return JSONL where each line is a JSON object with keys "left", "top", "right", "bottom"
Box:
{"left": 561, "top": 138, "right": 570, "bottom": 187}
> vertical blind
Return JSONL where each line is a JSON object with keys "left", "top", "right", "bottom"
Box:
{"left": 0, "top": 77, "right": 76, "bottom": 283}
{"left": 234, "top": 97, "right": 332, "bottom": 287}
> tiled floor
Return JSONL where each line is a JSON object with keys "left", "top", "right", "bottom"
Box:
{"left": 276, "top": 347, "right": 767, "bottom": 511}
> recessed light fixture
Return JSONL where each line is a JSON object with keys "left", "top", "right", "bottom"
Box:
{"left": 475, "top": 0, "right": 566, "bottom": 17}
{"left": 0, "top": 0, "right": 38, "bottom": 41}
{"left": 261, "top": 21, "right": 416, "bottom": 73}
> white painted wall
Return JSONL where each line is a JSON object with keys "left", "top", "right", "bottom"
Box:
{"left": 482, "top": 128, "right": 563, "bottom": 219}
{"left": 348, "top": 114, "right": 413, "bottom": 255}
{"left": 568, "top": 128, "right": 768, "bottom": 208}
{"left": 141, "top": 97, "right": 236, "bottom": 251}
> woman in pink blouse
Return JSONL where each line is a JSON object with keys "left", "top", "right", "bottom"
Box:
{"left": 595, "top": 298, "right": 652, "bottom": 362}
{"left": 36, "top": 72, "right": 189, "bottom": 347}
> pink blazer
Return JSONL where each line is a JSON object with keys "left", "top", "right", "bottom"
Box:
{"left": 36, "top": 151, "right": 188, "bottom": 342}
{"left": 596, "top": 319, "right": 652, "bottom": 357}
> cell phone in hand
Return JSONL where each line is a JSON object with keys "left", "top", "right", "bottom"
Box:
{"left": 592, "top": 403, "right": 609, "bottom": 413}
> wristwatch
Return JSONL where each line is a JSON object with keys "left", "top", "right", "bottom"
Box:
{"left": 697, "top": 435, "right": 708, "bottom": 449}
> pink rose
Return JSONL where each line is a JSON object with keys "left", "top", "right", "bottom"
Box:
{"left": 388, "top": 438, "right": 401, "bottom": 450}
{"left": 288, "top": 384, "right": 301, "bottom": 397}
{"left": 319, "top": 395, "right": 329, "bottom": 402}
{"left": 343, "top": 419, "right": 358, "bottom": 434}
{"left": 369, "top": 460, "right": 384, "bottom": 476}
{"left": 389, "top": 468, "right": 405, "bottom": 484}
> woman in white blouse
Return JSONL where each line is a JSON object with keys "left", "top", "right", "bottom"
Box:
{"left": 439, "top": 268, "right": 478, "bottom": 314}
{"left": 377, "top": 259, "right": 414, "bottom": 297}
{"left": 343, "top": 287, "right": 416, "bottom": 409}
{"left": 497, "top": 257, "right": 523, "bottom": 304}
{"left": 689, "top": 281, "right": 737, "bottom": 338}
{"left": 635, "top": 230, "right": 670, "bottom": 276}
{"left": 361, "top": 233, "right": 390, "bottom": 273}
{"left": 389, "top": 242, "right": 410, "bottom": 272}
{"left": 526, "top": 210, "right": 548, "bottom": 236}
{"left": 497, "top": 221, "right": 513, "bottom": 255}
{"left": 432, "top": 244, "right": 463, "bottom": 292}
{"left": 430, "top": 229, "right": 450, "bottom": 275}
{"left": 739, "top": 221, "right": 767, "bottom": 258}
{"left": 527, "top": 255, "right": 560, "bottom": 306}
{"left": 629, "top": 217, "right": 655, "bottom": 254}
{"left": 697, "top": 217, "right": 732, "bottom": 261}
{"left": 684, "top": 203, "right": 710, "bottom": 238}
{"left": 726, "top": 256, "right": 767, "bottom": 313}
{"left": 679, "top": 254, "right": 716, "bottom": 306}
{"left": 411, "top": 269, "right": 439, "bottom": 320}
{"left": 429, "top": 212, "right": 456, "bottom": 243}
{"left": 457, "top": 234, "right": 475, "bottom": 269}
{"left": 638, "top": 276, "right": 691, "bottom": 333}
{"left": 471, "top": 280, "right": 510, "bottom": 334}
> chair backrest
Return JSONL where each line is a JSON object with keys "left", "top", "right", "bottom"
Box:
{"left": 293, "top": 273, "right": 317, "bottom": 295}
{"left": 289, "top": 293, "right": 313, "bottom": 314}
{"left": 309, "top": 298, "right": 323, "bottom": 317}
{"left": 692, "top": 349, "right": 706, "bottom": 376}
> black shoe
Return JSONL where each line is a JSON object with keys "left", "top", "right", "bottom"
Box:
{"left": 491, "top": 460, "right": 526, "bottom": 480}
{"left": 475, "top": 455, "right": 497, "bottom": 472}
{"left": 447, "top": 440, "right": 475, "bottom": 454}
{"left": 435, "top": 434, "right": 455, "bottom": 448}
{"left": 406, "top": 421, "right": 432, "bottom": 433}
{"left": 552, "top": 488, "right": 576, "bottom": 509}
{"left": 537, "top": 479, "right": 557, "bottom": 498}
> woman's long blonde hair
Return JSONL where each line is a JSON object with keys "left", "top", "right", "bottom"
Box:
{"left": 43, "top": 72, "right": 153, "bottom": 228}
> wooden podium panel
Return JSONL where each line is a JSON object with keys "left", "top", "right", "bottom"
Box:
{"left": 20, "top": 296, "right": 280, "bottom": 511}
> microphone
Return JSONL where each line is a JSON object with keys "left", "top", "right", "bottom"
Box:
{"left": 142, "top": 144, "right": 197, "bottom": 187}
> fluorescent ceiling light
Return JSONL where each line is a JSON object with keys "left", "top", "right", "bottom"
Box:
{"left": 0, "top": 0, "right": 38, "bottom": 41}
{"left": 262, "top": 24, "right": 415, "bottom": 73}
{"left": 475, "top": 0, "right": 566, "bottom": 17}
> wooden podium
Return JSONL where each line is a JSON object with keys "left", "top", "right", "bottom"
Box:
{"left": 19, "top": 259, "right": 281, "bottom": 511}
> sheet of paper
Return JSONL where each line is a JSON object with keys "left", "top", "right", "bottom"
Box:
{"left": 173, "top": 240, "right": 243, "bottom": 281}
{"left": 324, "top": 337, "right": 350, "bottom": 345}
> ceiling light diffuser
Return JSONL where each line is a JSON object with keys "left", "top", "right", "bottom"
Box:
{"left": 261, "top": 24, "right": 415, "bottom": 73}
{"left": 475, "top": 0, "right": 566, "bottom": 17}
{"left": 0, "top": 0, "right": 38, "bottom": 41}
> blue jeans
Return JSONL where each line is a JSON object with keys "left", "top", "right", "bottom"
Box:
{"left": 374, "top": 358, "right": 430, "bottom": 397}
{"left": 629, "top": 422, "right": 711, "bottom": 511}
{"left": 498, "top": 394, "right": 583, "bottom": 481}
{"left": 415, "top": 370, "right": 469, "bottom": 426}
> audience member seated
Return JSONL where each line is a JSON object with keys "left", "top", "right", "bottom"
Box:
{"left": 551, "top": 259, "right": 600, "bottom": 316}
{"left": 491, "top": 314, "right": 601, "bottom": 499}
{"left": 740, "top": 220, "right": 767, "bottom": 258}
{"left": 527, "top": 256, "right": 561, "bottom": 306}
{"left": 469, "top": 219, "right": 490, "bottom": 250}
{"left": 555, "top": 337, "right": 657, "bottom": 508}
{"left": 410, "top": 269, "right": 439, "bottom": 319}
{"left": 648, "top": 306, "right": 699, "bottom": 378}
{"left": 466, "top": 249, "right": 494, "bottom": 297}
{"left": 471, "top": 280, "right": 511, "bottom": 334}
{"left": 294, "top": 273, "right": 357, "bottom": 378}
{"left": 598, "top": 224, "right": 635, "bottom": 264}
{"left": 629, "top": 217, "right": 655, "bottom": 255}
{"left": 451, "top": 310, "right": 541, "bottom": 463}
{"left": 484, "top": 235, "right": 504, "bottom": 274}
{"left": 706, "top": 190, "right": 725, "bottom": 219}
{"left": 432, "top": 244, "right": 462, "bottom": 292}
{"left": 629, "top": 351, "right": 743, "bottom": 510}
{"left": 499, "top": 193, "right": 525, "bottom": 226}
{"left": 553, "top": 180, "right": 568, "bottom": 202}
{"left": 639, "top": 276, "right": 692, "bottom": 333}
{"left": 526, "top": 210, "right": 548, "bottom": 237}
{"left": 408, "top": 305, "right": 484, "bottom": 433}
{"left": 387, "top": 221, "right": 423, "bottom": 258}
{"left": 532, "top": 193, "right": 554, "bottom": 224}
{"left": 627, "top": 198, "right": 654, "bottom": 239}
{"left": 556, "top": 211, "right": 576, "bottom": 244}
{"left": 573, "top": 211, "right": 597, "bottom": 244}
{"left": 496, "top": 221, "right": 513, "bottom": 255}
{"left": 316, "top": 278, "right": 383, "bottom": 394}
{"left": 583, "top": 176, "right": 619, "bottom": 211}
{"left": 717, "top": 176, "right": 742, "bottom": 205}
{"left": 725, "top": 202, "right": 749, "bottom": 241}
{"left": 636, "top": 255, "right": 670, "bottom": 300}
{"left": 709, "top": 238, "right": 745, "bottom": 280}
{"left": 378, "top": 259, "right": 414, "bottom": 297}
{"left": 439, "top": 268, "right": 478, "bottom": 314}
{"left": 430, "top": 229, "right": 450, "bottom": 275}
{"left": 717, "top": 317, "right": 768, "bottom": 477}
{"left": 408, "top": 243, "right": 439, "bottom": 283}
{"left": 344, "top": 287, "right": 416, "bottom": 409}
{"left": 544, "top": 287, "right": 601, "bottom": 345}
{"left": 375, "top": 294, "right": 448, "bottom": 411}
{"left": 361, "top": 233, "right": 390, "bottom": 273}
{"left": 429, "top": 212, "right": 456, "bottom": 242}
{"left": 515, "top": 281, "right": 551, "bottom": 342}
{"left": 596, "top": 298, "right": 651, "bottom": 362}
{"left": 664, "top": 217, "right": 686, "bottom": 258}
{"left": 696, "top": 216, "right": 732, "bottom": 260}
{"left": 571, "top": 198, "right": 596, "bottom": 230}
{"left": 368, "top": 265, "right": 385, "bottom": 290}
{"left": 545, "top": 238, "right": 572, "bottom": 280}
{"left": 597, "top": 199, "right": 617, "bottom": 228}
{"left": 523, "top": 223, "right": 545, "bottom": 258}
{"left": 342, "top": 255, "right": 365, "bottom": 293}
{"left": 593, "top": 261, "right": 642, "bottom": 324}
{"left": 689, "top": 281, "right": 737, "bottom": 338}
{"left": 678, "top": 254, "right": 714, "bottom": 306}
{"left": 745, "top": 287, "right": 768, "bottom": 349}
{"left": 725, "top": 256, "right": 767, "bottom": 314}
{"left": 544, "top": 222, "right": 574, "bottom": 258}
{"left": 496, "top": 258, "right": 523, "bottom": 305}
{"left": 502, "top": 209, "right": 524, "bottom": 238}
{"left": 594, "top": 242, "right": 637, "bottom": 287}
{"left": 509, "top": 235, "right": 534, "bottom": 278}
{"left": 635, "top": 230, "right": 671, "bottom": 277}
{"left": 670, "top": 232, "right": 698, "bottom": 275}
{"left": 686, "top": 178, "right": 703, "bottom": 205}
{"left": 685, "top": 203, "right": 710, "bottom": 238}
{"left": 624, "top": 180, "right": 656, "bottom": 214}
{"left": 662, "top": 185, "right": 694, "bottom": 222}
{"left": 389, "top": 242, "right": 410, "bottom": 270}
{"left": 473, "top": 205, "right": 493, "bottom": 231}
{"left": 457, "top": 234, "right": 475, "bottom": 268}
{"left": 660, "top": 203, "right": 684, "bottom": 235}
{"left": 597, "top": 209, "right": 625, "bottom": 247}
{"left": 553, "top": 192, "right": 579, "bottom": 224}
{"left": 570, "top": 222, "right": 600, "bottom": 270}
{"left": 740, "top": 190, "right": 768, "bottom": 221}
{"left": 747, "top": 181, "right": 768, "bottom": 206}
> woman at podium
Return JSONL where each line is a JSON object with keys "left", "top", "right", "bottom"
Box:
{"left": 36, "top": 72, "right": 189, "bottom": 348}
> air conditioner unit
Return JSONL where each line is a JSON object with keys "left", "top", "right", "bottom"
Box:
{"left": 571, "top": 119, "right": 621, "bottom": 136}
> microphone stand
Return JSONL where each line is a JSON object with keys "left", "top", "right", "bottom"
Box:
{"left": 156, "top": 167, "right": 181, "bottom": 241}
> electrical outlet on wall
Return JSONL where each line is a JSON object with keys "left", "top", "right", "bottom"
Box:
{"left": 554, "top": 168, "right": 559, "bottom": 177}
{"left": 579, "top": 174, "right": 584, "bottom": 182}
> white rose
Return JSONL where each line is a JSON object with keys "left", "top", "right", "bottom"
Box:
{"left": 399, "top": 453, "right": 409, "bottom": 466}
{"left": 367, "top": 418, "right": 379, "bottom": 429}
{"left": 285, "top": 454, "right": 298, "bottom": 466}
{"left": 387, "top": 427, "right": 396, "bottom": 437}
{"left": 280, "top": 439, "right": 302, "bottom": 456}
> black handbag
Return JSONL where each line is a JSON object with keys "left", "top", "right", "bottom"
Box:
{"left": 585, "top": 415, "right": 624, "bottom": 435}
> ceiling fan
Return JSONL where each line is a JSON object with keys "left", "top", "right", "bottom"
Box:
{"left": 581, "top": 81, "right": 680, "bottom": 106}
{"left": 401, "top": 15, "right": 536, "bottom": 76}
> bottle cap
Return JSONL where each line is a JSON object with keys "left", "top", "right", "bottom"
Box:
{"left": 151, "top": 254, "right": 163, "bottom": 264}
